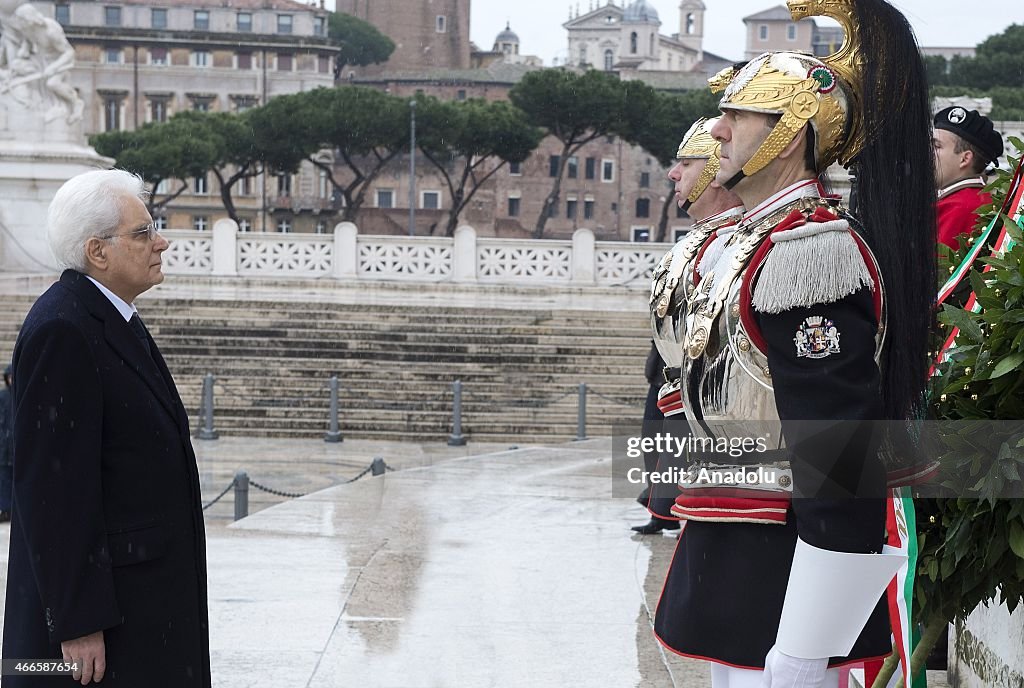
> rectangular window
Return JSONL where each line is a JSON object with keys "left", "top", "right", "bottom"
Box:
{"left": 237, "top": 12, "right": 252, "bottom": 32}
{"left": 194, "top": 10, "right": 209, "bottom": 30}
{"left": 151, "top": 8, "right": 167, "bottom": 29}
{"left": 192, "top": 99, "right": 210, "bottom": 112}
{"left": 233, "top": 95, "right": 258, "bottom": 112}
{"left": 508, "top": 197, "right": 520, "bottom": 217}
{"left": 277, "top": 53, "right": 293, "bottom": 71}
{"left": 457, "top": 89, "right": 467, "bottom": 101}
{"left": 150, "top": 47, "right": 168, "bottom": 65}
{"left": 585, "top": 157, "right": 596, "bottom": 180}
{"left": 194, "top": 175, "right": 208, "bottom": 194}
{"left": 236, "top": 52, "right": 252, "bottom": 70}
{"left": 632, "top": 227, "right": 651, "bottom": 242}
{"left": 602, "top": 159, "right": 615, "bottom": 182}
{"left": 549, "top": 155, "right": 560, "bottom": 177}
{"left": 193, "top": 216, "right": 209, "bottom": 232}
{"left": 567, "top": 156, "right": 579, "bottom": 179}
{"left": 153, "top": 216, "right": 167, "bottom": 231}
{"left": 640, "top": 172, "right": 650, "bottom": 188}
{"left": 104, "top": 6, "right": 121, "bottom": 27}
{"left": 509, "top": 161, "right": 521, "bottom": 175}
{"left": 635, "top": 198, "right": 650, "bottom": 218}
{"left": 150, "top": 99, "right": 168, "bottom": 123}
{"left": 584, "top": 199, "right": 594, "bottom": 220}
{"left": 674, "top": 228, "right": 688, "bottom": 242}
{"left": 104, "top": 48, "right": 121, "bottom": 64}
{"left": 376, "top": 189, "right": 394, "bottom": 208}
{"left": 316, "top": 221, "right": 327, "bottom": 234}
{"left": 276, "top": 218, "right": 292, "bottom": 233}
{"left": 759, "top": 24, "right": 768, "bottom": 41}
{"left": 436, "top": 15, "right": 447, "bottom": 33}
{"left": 314, "top": 16, "right": 325, "bottom": 36}
{"left": 55, "top": 3, "right": 70, "bottom": 25}
{"left": 277, "top": 14, "right": 293, "bottom": 34}
{"left": 421, "top": 191, "right": 440, "bottom": 210}
{"left": 102, "top": 98, "right": 121, "bottom": 131}
{"left": 318, "top": 55, "right": 330, "bottom": 73}
{"left": 566, "top": 198, "right": 578, "bottom": 219}
{"left": 240, "top": 176, "right": 252, "bottom": 196}
{"left": 277, "top": 174, "right": 292, "bottom": 196}
{"left": 192, "top": 51, "right": 210, "bottom": 68}
{"left": 238, "top": 218, "right": 252, "bottom": 232}
{"left": 787, "top": 23, "right": 797, "bottom": 41}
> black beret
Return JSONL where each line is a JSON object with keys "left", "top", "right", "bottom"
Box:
{"left": 934, "top": 107, "right": 1004, "bottom": 165}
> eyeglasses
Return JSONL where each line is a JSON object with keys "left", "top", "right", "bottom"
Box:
{"left": 102, "top": 222, "right": 161, "bottom": 242}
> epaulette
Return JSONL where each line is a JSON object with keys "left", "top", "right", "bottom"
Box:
{"left": 750, "top": 214, "right": 875, "bottom": 314}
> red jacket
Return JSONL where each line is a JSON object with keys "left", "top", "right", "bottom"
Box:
{"left": 936, "top": 178, "right": 992, "bottom": 249}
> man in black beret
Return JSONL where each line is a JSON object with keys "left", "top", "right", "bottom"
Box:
{"left": 933, "top": 106, "right": 1004, "bottom": 248}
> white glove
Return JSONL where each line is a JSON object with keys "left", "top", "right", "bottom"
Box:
{"left": 761, "top": 646, "right": 828, "bottom": 688}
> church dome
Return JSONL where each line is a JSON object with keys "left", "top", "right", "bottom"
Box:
{"left": 623, "top": 0, "right": 659, "bottom": 23}
{"left": 495, "top": 22, "right": 519, "bottom": 45}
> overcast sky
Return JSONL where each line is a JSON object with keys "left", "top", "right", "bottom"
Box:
{"left": 470, "top": 0, "right": 1020, "bottom": 66}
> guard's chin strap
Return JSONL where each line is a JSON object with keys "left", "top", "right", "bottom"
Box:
{"left": 723, "top": 170, "right": 746, "bottom": 190}
{"left": 680, "top": 199, "right": 693, "bottom": 213}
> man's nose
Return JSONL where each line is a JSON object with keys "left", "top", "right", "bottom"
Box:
{"left": 710, "top": 117, "right": 728, "bottom": 142}
{"left": 668, "top": 162, "right": 682, "bottom": 182}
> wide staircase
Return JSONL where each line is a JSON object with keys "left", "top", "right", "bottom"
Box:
{"left": 0, "top": 289, "right": 653, "bottom": 443}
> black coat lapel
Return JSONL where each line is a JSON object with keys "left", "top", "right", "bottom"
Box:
{"left": 59, "top": 271, "right": 181, "bottom": 425}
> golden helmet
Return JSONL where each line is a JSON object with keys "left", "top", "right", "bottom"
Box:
{"left": 716, "top": 52, "right": 853, "bottom": 179}
{"left": 675, "top": 117, "right": 722, "bottom": 208}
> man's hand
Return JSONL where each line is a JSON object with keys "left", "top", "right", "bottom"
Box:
{"left": 61, "top": 630, "right": 105, "bottom": 685}
{"left": 761, "top": 646, "right": 828, "bottom": 688}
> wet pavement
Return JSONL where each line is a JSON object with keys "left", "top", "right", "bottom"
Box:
{"left": 0, "top": 436, "right": 709, "bottom": 687}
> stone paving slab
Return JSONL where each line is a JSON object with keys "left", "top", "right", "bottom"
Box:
{"left": 0, "top": 438, "right": 709, "bottom": 687}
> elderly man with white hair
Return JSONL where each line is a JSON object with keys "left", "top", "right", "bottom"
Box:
{"left": 2, "top": 169, "right": 210, "bottom": 687}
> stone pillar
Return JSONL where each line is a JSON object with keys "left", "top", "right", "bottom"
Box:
{"left": 211, "top": 218, "right": 238, "bottom": 276}
{"left": 571, "top": 228, "right": 596, "bottom": 285}
{"left": 453, "top": 224, "right": 477, "bottom": 282}
{"left": 334, "top": 222, "right": 358, "bottom": 279}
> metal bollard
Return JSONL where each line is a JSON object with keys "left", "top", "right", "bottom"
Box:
{"left": 234, "top": 470, "right": 249, "bottom": 521}
{"left": 198, "top": 373, "right": 219, "bottom": 440}
{"left": 447, "top": 379, "right": 467, "bottom": 446}
{"left": 371, "top": 457, "right": 386, "bottom": 476}
{"left": 324, "top": 375, "right": 343, "bottom": 443}
{"left": 576, "top": 383, "right": 587, "bottom": 441}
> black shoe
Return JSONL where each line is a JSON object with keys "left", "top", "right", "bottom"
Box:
{"left": 631, "top": 517, "right": 680, "bottom": 535}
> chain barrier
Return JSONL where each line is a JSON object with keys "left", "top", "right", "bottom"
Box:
{"left": 462, "top": 389, "right": 576, "bottom": 409}
{"left": 201, "top": 458, "right": 395, "bottom": 510}
{"left": 588, "top": 389, "right": 644, "bottom": 407}
{"left": 202, "top": 478, "right": 237, "bottom": 511}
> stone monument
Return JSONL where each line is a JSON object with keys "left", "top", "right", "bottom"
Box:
{"left": 0, "top": 0, "right": 111, "bottom": 272}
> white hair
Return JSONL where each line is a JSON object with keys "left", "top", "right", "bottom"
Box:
{"left": 47, "top": 169, "right": 148, "bottom": 272}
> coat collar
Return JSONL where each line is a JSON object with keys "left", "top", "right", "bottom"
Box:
{"left": 58, "top": 270, "right": 182, "bottom": 426}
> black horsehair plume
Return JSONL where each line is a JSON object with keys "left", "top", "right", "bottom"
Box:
{"left": 850, "top": 0, "right": 936, "bottom": 421}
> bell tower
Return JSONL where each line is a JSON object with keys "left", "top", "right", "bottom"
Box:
{"left": 678, "top": 0, "right": 705, "bottom": 56}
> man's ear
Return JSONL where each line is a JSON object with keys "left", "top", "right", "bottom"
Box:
{"left": 959, "top": 148, "right": 975, "bottom": 172}
{"left": 84, "top": 237, "right": 109, "bottom": 273}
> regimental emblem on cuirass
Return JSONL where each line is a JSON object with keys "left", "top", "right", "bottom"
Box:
{"left": 794, "top": 315, "right": 841, "bottom": 359}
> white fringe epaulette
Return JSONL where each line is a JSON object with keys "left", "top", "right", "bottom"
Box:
{"left": 752, "top": 219, "right": 875, "bottom": 314}
{"left": 696, "top": 227, "right": 739, "bottom": 277}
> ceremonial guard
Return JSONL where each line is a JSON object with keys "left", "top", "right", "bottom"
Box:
{"left": 649, "top": 1, "right": 936, "bottom": 686}
{"left": 644, "top": 117, "right": 743, "bottom": 524}
{"left": 932, "top": 106, "right": 1004, "bottom": 248}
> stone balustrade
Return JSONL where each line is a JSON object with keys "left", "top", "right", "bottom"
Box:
{"left": 161, "top": 221, "right": 673, "bottom": 287}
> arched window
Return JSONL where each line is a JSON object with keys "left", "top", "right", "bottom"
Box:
{"left": 604, "top": 49, "right": 614, "bottom": 71}
{"left": 579, "top": 43, "right": 588, "bottom": 65}
{"left": 650, "top": 33, "right": 655, "bottom": 54}
{"left": 630, "top": 32, "right": 637, "bottom": 54}
{"left": 686, "top": 13, "right": 695, "bottom": 34}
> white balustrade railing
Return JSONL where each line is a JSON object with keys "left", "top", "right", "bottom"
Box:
{"left": 161, "top": 220, "right": 674, "bottom": 288}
